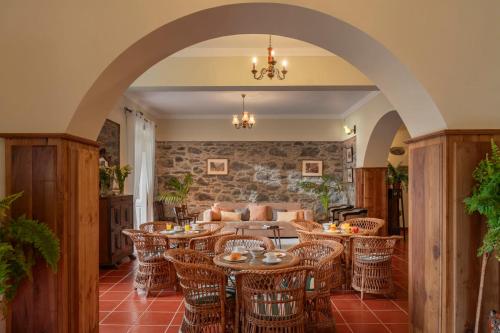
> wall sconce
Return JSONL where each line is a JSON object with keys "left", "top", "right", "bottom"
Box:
{"left": 344, "top": 125, "right": 356, "bottom": 135}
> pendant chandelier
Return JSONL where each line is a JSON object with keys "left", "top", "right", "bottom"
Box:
{"left": 251, "top": 35, "right": 288, "bottom": 80}
{"left": 232, "top": 94, "right": 255, "bottom": 129}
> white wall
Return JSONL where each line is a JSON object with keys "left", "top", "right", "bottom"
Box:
{"left": 156, "top": 118, "right": 345, "bottom": 141}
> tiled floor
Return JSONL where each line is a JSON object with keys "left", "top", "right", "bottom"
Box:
{"left": 99, "top": 240, "right": 408, "bottom": 333}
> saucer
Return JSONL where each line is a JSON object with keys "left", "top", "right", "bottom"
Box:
{"left": 266, "top": 252, "right": 286, "bottom": 258}
{"left": 262, "top": 258, "right": 282, "bottom": 264}
{"left": 223, "top": 255, "right": 247, "bottom": 262}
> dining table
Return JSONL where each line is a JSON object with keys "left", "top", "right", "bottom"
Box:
{"left": 155, "top": 227, "right": 212, "bottom": 248}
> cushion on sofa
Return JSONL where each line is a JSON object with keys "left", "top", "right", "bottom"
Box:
{"left": 235, "top": 207, "right": 250, "bottom": 221}
{"left": 221, "top": 211, "right": 242, "bottom": 221}
{"left": 249, "top": 205, "right": 269, "bottom": 221}
{"left": 289, "top": 210, "right": 305, "bottom": 221}
{"left": 211, "top": 205, "right": 234, "bottom": 221}
{"left": 276, "top": 211, "right": 297, "bottom": 222}
{"left": 272, "top": 208, "right": 287, "bottom": 221}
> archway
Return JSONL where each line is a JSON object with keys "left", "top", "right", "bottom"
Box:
{"left": 67, "top": 3, "right": 445, "bottom": 140}
{"left": 364, "top": 110, "right": 404, "bottom": 167}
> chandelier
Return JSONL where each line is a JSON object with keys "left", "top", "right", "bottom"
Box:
{"left": 232, "top": 94, "right": 255, "bottom": 129}
{"left": 251, "top": 35, "right": 288, "bottom": 80}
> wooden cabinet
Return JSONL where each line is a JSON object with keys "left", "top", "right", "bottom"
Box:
{"left": 99, "top": 195, "right": 134, "bottom": 266}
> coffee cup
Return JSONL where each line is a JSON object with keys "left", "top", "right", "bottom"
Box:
{"left": 233, "top": 245, "right": 246, "bottom": 253}
{"left": 249, "top": 246, "right": 265, "bottom": 257}
{"left": 323, "top": 223, "right": 331, "bottom": 230}
{"left": 264, "top": 252, "right": 278, "bottom": 261}
{"left": 174, "top": 225, "right": 182, "bottom": 231}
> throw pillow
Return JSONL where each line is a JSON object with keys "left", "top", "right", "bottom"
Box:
{"left": 221, "top": 211, "right": 242, "bottom": 221}
{"left": 249, "top": 205, "right": 269, "bottom": 221}
{"left": 276, "top": 211, "right": 298, "bottom": 222}
{"left": 211, "top": 207, "right": 234, "bottom": 221}
{"left": 272, "top": 208, "right": 287, "bottom": 221}
{"left": 235, "top": 207, "right": 250, "bottom": 221}
{"left": 289, "top": 210, "right": 305, "bottom": 221}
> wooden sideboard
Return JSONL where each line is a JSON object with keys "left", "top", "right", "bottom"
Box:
{"left": 99, "top": 195, "right": 134, "bottom": 267}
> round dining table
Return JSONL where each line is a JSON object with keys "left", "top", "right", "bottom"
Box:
{"left": 213, "top": 250, "right": 300, "bottom": 271}
{"left": 155, "top": 228, "right": 212, "bottom": 248}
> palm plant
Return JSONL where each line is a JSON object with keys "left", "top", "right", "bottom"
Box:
{"left": 298, "top": 174, "right": 344, "bottom": 219}
{"left": 464, "top": 139, "right": 500, "bottom": 333}
{"left": 157, "top": 173, "right": 194, "bottom": 206}
{"left": 386, "top": 162, "right": 409, "bottom": 190}
{"left": 0, "top": 192, "right": 60, "bottom": 309}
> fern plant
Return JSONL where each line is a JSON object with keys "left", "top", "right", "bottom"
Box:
{"left": 463, "top": 139, "right": 500, "bottom": 333}
{"left": 386, "top": 162, "right": 409, "bottom": 190}
{"left": 0, "top": 192, "right": 60, "bottom": 308}
{"left": 298, "top": 174, "right": 344, "bottom": 219}
{"left": 157, "top": 173, "right": 193, "bottom": 205}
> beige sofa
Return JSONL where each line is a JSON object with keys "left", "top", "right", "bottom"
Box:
{"left": 201, "top": 202, "right": 314, "bottom": 238}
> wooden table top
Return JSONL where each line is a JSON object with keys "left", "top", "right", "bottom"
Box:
{"left": 319, "top": 229, "right": 368, "bottom": 237}
{"left": 154, "top": 228, "right": 211, "bottom": 239}
{"left": 234, "top": 225, "right": 284, "bottom": 231}
{"left": 213, "top": 251, "right": 300, "bottom": 271}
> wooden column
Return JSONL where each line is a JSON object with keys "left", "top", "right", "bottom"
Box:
{"left": 408, "top": 130, "right": 500, "bottom": 333}
{"left": 3, "top": 134, "right": 99, "bottom": 333}
{"left": 355, "top": 167, "right": 388, "bottom": 234}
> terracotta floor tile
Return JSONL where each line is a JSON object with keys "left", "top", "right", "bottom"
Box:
{"left": 114, "top": 300, "right": 152, "bottom": 312}
{"left": 335, "top": 324, "right": 353, "bottom": 333}
{"left": 373, "top": 310, "right": 408, "bottom": 323}
{"left": 101, "top": 311, "right": 141, "bottom": 325}
{"left": 171, "top": 313, "right": 183, "bottom": 325}
{"left": 362, "top": 299, "right": 400, "bottom": 311}
{"left": 333, "top": 310, "right": 345, "bottom": 323}
{"left": 392, "top": 300, "right": 408, "bottom": 312}
{"left": 333, "top": 300, "right": 368, "bottom": 311}
{"left": 149, "top": 300, "right": 181, "bottom": 312}
{"left": 166, "top": 326, "right": 181, "bottom": 333}
{"left": 100, "top": 291, "right": 132, "bottom": 301}
{"left": 349, "top": 323, "right": 390, "bottom": 333}
{"left": 339, "top": 310, "right": 379, "bottom": 324}
{"left": 99, "top": 311, "right": 110, "bottom": 321}
{"left": 137, "top": 312, "right": 174, "bottom": 325}
{"left": 331, "top": 292, "right": 359, "bottom": 300}
{"left": 129, "top": 325, "right": 169, "bottom": 333}
{"left": 385, "top": 323, "right": 409, "bottom": 333}
{"left": 99, "top": 325, "right": 133, "bottom": 333}
{"left": 109, "top": 283, "right": 135, "bottom": 292}
{"left": 99, "top": 300, "right": 122, "bottom": 311}
{"left": 100, "top": 283, "right": 115, "bottom": 292}
{"left": 100, "top": 276, "right": 126, "bottom": 283}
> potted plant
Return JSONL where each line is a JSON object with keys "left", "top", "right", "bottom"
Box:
{"left": 0, "top": 192, "right": 60, "bottom": 311}
{"left": 99, "top": 165, "right": 114, "bottom": 197}
{"left": 114, "top": 165, "right": 132, "bottom": 195}
{"left": 157, "top": 173, "right": 193, "bottom": 206}
{"left": 386, "top": 162, "right": 409, "bottom": 190}
{"left": 464, "top": 139, "right": 499, "bottom": 333}
{"left": 298, "top": 174, "right": 344, "bottom": 221}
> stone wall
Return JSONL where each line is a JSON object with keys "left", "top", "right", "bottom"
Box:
{"left": 97, "top": 119, "right": 120, "bottom": 166}
{"left": 156, "top": 140, "right": 356, "bottom": 217}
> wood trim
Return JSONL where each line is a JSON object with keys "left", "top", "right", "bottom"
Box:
{"left": 405, "top": 129, "right": 500, "bottom": 144}
{"left": 0, "top": 133, "right": 99, "bottom": 147}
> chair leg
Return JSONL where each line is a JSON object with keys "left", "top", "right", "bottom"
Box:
{"left": 361, "top": 267, "right": 365, "bottom": 300}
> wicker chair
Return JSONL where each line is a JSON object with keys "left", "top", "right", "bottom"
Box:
{"left": 139, "top": 221, "right": 175, "bottom": 233}
{"left": 189, "top": 232, "right": 235, "bottom": 258}
{"left": 351, "top": 235, "right": 402, "bottom": 299}
{"left": 287, "top": 241, "right": 344, "bottom": 332}
{"left": 236, "top": 266, "right": 311, "bottom": 333}
{"left": 122, "top": 229, "right": 175, "bottom": 296}
{"left": 165, "top": 249, "right": 235, "bottom": 333}
{"left": 291, "top": 220, "right": 323, "bottom": 232}
{"left": 214, "top": 235, "right": 275, "bottom": 255}
{"left": 344, "top": 217, "right": 385, "bottom": 235}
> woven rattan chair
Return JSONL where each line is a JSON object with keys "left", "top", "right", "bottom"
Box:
{"left": 351, "top": 235, "right": 402, "bottom": 299}
{"left": 122, "top": 229, "right": 175, "bottom": 296}
{"left": 235, "top": 266, "right": 311, "bottom": 333}
{"left": 189, "top": 232, "right": 235, "bottom": 258}
{"left": 287, "top": 241, "right": 344, "bottom": 332}
{"left": 165, "top": 249, "right": 235, "bottom": 332}
{"left": 344, "top": 217, "right": 385, "bottom": 235}
{"left": 291, "top": 220, "right": 323, "bottom": 232}
{"left": 214, "top": 235, "right": 275, "bottom": 255}
{"left": 139, "top": 221, "right": 175, "bottom": 233}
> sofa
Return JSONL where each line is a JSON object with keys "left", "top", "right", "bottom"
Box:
{"left": 200, "top": 202, "right": 314, "bottom": 238}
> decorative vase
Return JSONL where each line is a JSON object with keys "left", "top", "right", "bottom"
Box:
{"left": 118, "top": 181, "right": 125, "bottom": 195}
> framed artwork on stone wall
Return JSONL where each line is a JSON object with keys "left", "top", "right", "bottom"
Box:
{"left": 302, "top": 160, "right": 323, "bottom": 177}
{"left": 207, "top": 158, "right": 229, "bottom": 175}
{"left": 347, "top": 168, "right": 354, "bottom": 183}
{"left": 346, "top": 146, "right": 353, "bottom": 163}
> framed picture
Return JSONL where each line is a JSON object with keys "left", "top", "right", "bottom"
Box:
{"left": 302, "top": 160, "right": 323, "bottom": 177}
{"left": 346, "top": 147, "right": 353, "bottom": 163}
{"left": 347, "top": 168, "right": 353, "bottom": 183}
{"left": 207, "top": 158, "right": 228, "bottom": 175}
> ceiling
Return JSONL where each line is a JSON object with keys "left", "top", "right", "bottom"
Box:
{"left": 125, "top": 88, "right": 379, "bottom": 119}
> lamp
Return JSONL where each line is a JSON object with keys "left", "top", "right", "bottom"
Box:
{"left": 344, "top": 125, "right": 356, "bottom": 135}
{"left": 232, "top": 94, "right": 255, "bottom": 129}
{"left": 251, "top": 35, "right": 288, "bottom": 80}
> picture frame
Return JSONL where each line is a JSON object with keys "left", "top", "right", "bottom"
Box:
{"left": 207, "top": 158, "right": 229, "bottom": 175}
{"left": 346, "top": 146, "right": 353, "bottom": 163}
{"left": 347, "top": 168, "right": 353, "bottom": 183}
{"left": 301, "top": 160, "right": 323, "bottom": 177}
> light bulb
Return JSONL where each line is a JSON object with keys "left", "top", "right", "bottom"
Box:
{"left": 282, "top": 60, "right": 288, "bottom": 68}
{"left": 232, "top": 115, "right": 239, "bottom": 125}
{"left": 252, "top": 57, "right": 257, "bottom": 64}
{"left": 249, "top": 115, "right": 256, "bottom": 125}
{"left": 242, "top": 111, "right": 249, "bottom": 122}
{"left": 271, "top": 50, "right": 275, "bottom": 57}
{"left": 344, "top": 125, "right": 352, "bottom": 135}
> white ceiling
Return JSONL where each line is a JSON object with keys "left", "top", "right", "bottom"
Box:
{"left": 125, "top": 89, "right": 379, "bottom": 119}
{"left": 172, "top": 34, "right": 332, "bottom": 57}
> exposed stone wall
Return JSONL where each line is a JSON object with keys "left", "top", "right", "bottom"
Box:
{"left": 97, "top": 119, "right": 120, "bottom": 166}
{"left": 156, "top": 140, "right": 356, "bottom": 217}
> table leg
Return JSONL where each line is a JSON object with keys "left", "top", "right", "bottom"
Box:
{"left": 277, "top": 229, "right": 282, "bottom": 249}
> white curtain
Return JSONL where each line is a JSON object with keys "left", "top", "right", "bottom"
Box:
{"left": 127, "top": 111, "right": 155, "bottom": 228}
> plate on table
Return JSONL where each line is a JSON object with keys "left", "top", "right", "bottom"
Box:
{"left": 223, "top": 255, "right": 247, "bottom": 262}
{"left": 232, "top": 250, "right": 249, "bottom": 255}
{"left": 160, "top": 230, "right": 177, "bottom": 235}
{"left": 262, "top": 258, "right": 282, "bottom": 264}
{"left": 325, "top": 229, "right": 340, "bottom": 234}
{"left": 266, "top": 252, "right": 286, "bottom": 258}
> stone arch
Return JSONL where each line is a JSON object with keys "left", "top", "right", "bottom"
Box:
{"left": 67, "top": 3, "right": 446, "bottom": 140}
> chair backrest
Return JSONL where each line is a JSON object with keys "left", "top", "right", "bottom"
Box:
{"left": 139, "top": 221, "right": 174, "bottom": 233}
{"left": 189, "top": 232, "right": 235, "bottom": 258}
{"left": 154, "top": 201, "right": 167, "bottom": 221}
{"left": 296, "top": 230, "right": 345, "bottom": 245}
{"left": 165, "top": 248, "right": 213, "bottom": 266}
{"left": 346, "top": 217, "right": 385, "bottom": 235}
{"left": 236, "top": 266, "right": 310, "bottom": 328}
{"left": 351, "top": 235, "right": 402, "bottom": 264}
{"left": 174, "top": 206, "right": 187, "bottom": 219}
{"left": 287, "top": 240, "right": 344, "bottom": 292}
{"left": 291, "top": 220, "right": 323, "bottom": 232}
{"left": 122, "top": 229, "right": 169, "bottom": 262}
{"left": 214, "top": 235, "right": 275, "bottom": 254}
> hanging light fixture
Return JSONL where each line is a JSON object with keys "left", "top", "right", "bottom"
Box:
{"left": 251, "top": 35, "right": 288, "bottom": 80}
{"left": 232, "top": 94, "right": 255, "bottom": 129}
